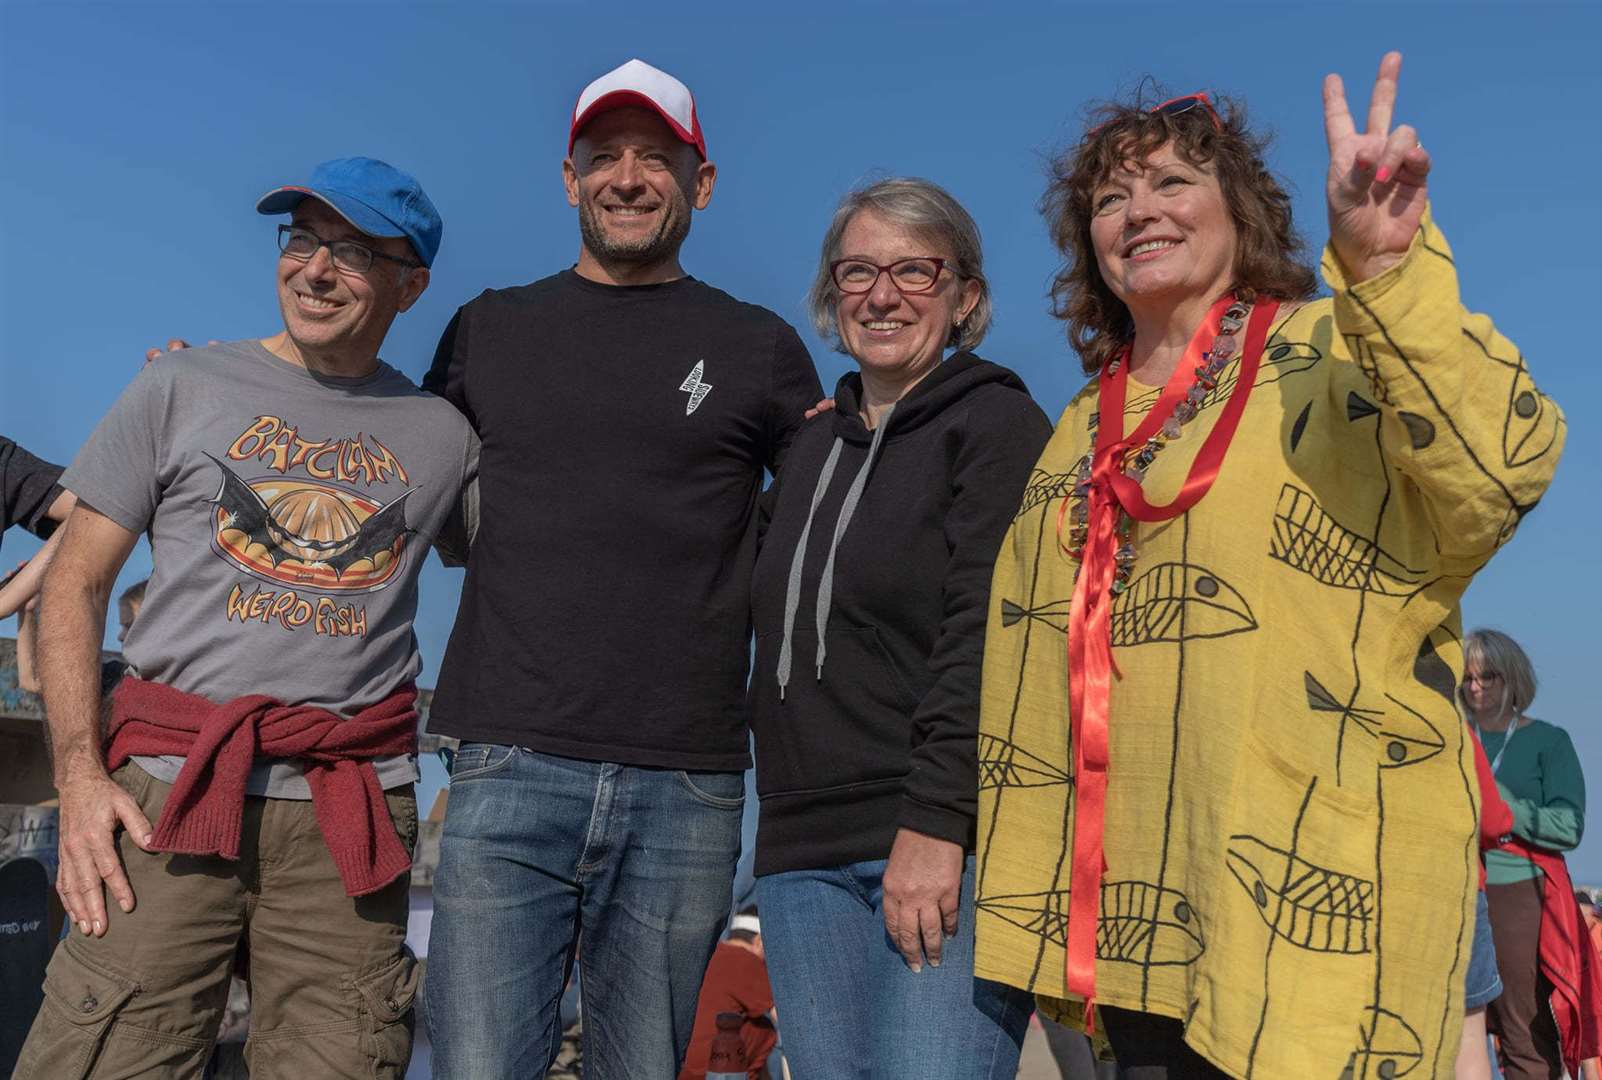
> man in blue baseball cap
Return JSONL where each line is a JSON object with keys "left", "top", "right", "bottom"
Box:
{"left": 255, "top": 156, "right": 440, "bottom": 371}
{"left": 257, "top": 156, "right": 443, "bottom": 266}
{"left": 17, "top": 157, "right": 476, "bottom": 1078}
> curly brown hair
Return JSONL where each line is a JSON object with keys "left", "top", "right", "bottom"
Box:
{"left": 1042, "top": 92, "right": 1318, "bottom": 375}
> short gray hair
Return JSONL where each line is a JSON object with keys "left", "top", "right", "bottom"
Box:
{"left": 1461, "top": 627, "right": 1539, "bottom": 719}
{"left": 805, "top": 177, "right": 992, "bottom": 353}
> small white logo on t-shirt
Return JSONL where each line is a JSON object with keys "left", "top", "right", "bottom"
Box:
{"left": 679, "top": 360, "right": 713, "bottom": 415}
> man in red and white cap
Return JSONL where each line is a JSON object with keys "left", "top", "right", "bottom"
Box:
{"left": 569, "top": 56, "right": 708, "bottom": 160}
{"left": 421, "top": 59, "right": 821, "bottom": 1078}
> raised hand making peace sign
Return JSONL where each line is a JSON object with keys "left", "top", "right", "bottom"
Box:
{"left": 1324, "top": 51, "right": 1431, "bottom": 283}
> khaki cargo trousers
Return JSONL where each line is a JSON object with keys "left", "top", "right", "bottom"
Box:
{"left": 16, "top": 762, "right": 419, "bottom": 1079}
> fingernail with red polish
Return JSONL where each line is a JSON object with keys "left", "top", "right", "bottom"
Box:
{"left": 1375, "top": 167, "right": 1392, "bottom": 183}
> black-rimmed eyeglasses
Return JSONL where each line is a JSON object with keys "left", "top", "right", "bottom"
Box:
{"left": 830, "top": 257, "right": 953, "bottom": 295}
{"left": 277, "top": 224, "right": 421, "bottom": 274}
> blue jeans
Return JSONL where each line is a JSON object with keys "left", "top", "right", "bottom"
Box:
{"left": 424, "top": 745, "right": 743, "bottom": 1078}
{"left": 756, "top": 856, "right": 1033, "bottom": 1080}
{"left": 1465, "top": 887, "right": 1503, "bottom": 1010}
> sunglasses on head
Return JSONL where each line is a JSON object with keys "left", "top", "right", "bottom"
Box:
{"left": 1086, "top": 92, "right": 1223, "bottom": 140}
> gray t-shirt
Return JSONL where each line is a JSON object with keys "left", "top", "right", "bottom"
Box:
{"left": 62, "top": 340, "right": 478, "bottom": 797}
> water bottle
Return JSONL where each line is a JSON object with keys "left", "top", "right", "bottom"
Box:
{"left": 707, "top": 1011, "right": 748, "bottom": 1080}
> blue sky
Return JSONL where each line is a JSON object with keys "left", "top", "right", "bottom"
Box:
{"left": 3, "top": 3, "right": 1598, "bottom": 882}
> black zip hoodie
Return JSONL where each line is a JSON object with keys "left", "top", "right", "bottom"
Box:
{"left": 749, "top": 352, "right": 1053, "bottom": 876}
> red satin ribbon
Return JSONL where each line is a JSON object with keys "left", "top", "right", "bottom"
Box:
{"left": 1062, "top": 295, "right": 1279, "bottom": 1009}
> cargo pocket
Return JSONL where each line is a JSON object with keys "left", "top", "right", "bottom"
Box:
{"left": 14, "top": 946, "right": 138, "bottom": 1079}
{"left": 352, "top": 950, "right": 418, "bottom": 1079}
{"left": 384, "top": 789, "right": 419, "bottom": 859}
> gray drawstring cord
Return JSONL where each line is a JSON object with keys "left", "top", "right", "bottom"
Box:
{"left": 776, "top": 439, "right": 843, "bottom": 700}
{"left": 814, "top": 403, "right": 895, "bottom": 682}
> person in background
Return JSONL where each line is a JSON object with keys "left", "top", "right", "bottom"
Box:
{"left": 0, "top": 437, "right": 77, "bottom": 620}
{"left": 1581, "top": 891, "right": 1602, "bottom": 1080}
{"left": 114, "top": 578, "right": 145, "bottom": 645}
{"left": 1, "top": 437, "right": 74, "bottom": 559}
{"left": 679, "top": 907, "right": 776, "bottom": 1080}
{"left": 1583, "top": 890, "right": 1602, "bottom": 969}
{"left": 748, "top": 177, "right": 1047, "bottom": 1079}
{"left": 1462, "top": 628, "right": 1597, "bottom": 1078}
{"left": 1581, "top": 890, "right": 1602, "bottom": 1080}
{"left": 13, "top": 577, "right": 142, "bottom": 696}
{"left": 976, "top": 53, "right": 1563, "bottom": 1077}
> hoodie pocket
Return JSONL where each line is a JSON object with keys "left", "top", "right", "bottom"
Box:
{"left": 751, "top": 626, "right": 918, "bottom": 799}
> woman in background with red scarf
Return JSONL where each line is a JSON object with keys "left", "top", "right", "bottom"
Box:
{"left": 1461, "top": 628, "right": 1599, "bottom": 1079}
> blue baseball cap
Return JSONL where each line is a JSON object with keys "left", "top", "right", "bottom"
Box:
{"left": 256, "top": 157, "right": 442, "bottom": 267}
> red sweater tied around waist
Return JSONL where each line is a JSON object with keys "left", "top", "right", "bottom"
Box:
{"left": 106, "top": 676, "right": 418, "bottom": 897}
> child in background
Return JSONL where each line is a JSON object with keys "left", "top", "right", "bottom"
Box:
{"left": 15, "top": 577, "right": 143, "bottom": 694}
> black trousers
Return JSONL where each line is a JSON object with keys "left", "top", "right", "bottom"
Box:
{"left": 1100, "top": 1007, "right": 1231, "bottom": 1080}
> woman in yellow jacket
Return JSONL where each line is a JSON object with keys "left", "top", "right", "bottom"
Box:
{"left": 974, "top": 54, "right": 1564, "bottom": 1078}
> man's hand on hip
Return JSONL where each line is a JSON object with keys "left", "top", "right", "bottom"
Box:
{"left": 55, "top": 768, "right": 153, "bottom": 936}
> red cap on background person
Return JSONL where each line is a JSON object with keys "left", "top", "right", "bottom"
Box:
{"left": 570, "top": 58, "right": 706, "bottom": 159}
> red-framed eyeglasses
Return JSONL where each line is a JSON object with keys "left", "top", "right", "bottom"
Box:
{"left": 830, "top": 257, "right": 952, "bottom": 295}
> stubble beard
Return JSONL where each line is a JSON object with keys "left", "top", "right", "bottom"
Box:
{"left": 577, "top": 195, "right": 691, "bottom": 269}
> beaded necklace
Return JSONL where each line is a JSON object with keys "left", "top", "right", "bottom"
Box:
{"left": 1062, "top": 296, "right": 1253, "bottom": 592}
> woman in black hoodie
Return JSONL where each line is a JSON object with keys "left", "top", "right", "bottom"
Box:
{"left": 749, "top": 178, "right": 1052, "bottom": 1077}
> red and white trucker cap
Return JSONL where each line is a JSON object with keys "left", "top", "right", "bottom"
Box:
{"left": 569, "top": 58, "right": 707, "bottom": 160}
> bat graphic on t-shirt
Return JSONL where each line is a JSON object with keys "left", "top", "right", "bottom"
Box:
{"left": 203, "top": 453, "right": 414, "bottom": 578}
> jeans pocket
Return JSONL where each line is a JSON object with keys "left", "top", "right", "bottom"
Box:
{"left": 448, "top": 742, "right": 519, "bottom": 783}
{"left": 352, "top": 950, "right": 418, "bottom": 1078}
{"left": 675, "top": 769, "right": 746, "bottom": 810}
{"left": 14, "top": 945, "right": 139, "bottom": 1079}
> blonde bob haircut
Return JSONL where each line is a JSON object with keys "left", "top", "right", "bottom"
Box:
{"left": 1460, "top": 627, "right": 1539, "bottom": 721}
{"left": 806, "top": 177, "right": 992, "bottom": 354}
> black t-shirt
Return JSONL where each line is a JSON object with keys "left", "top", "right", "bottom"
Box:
{"left": 0, "top": 437, "right": 64, "bottom": 556}
{"left": 423, "top": 270, "right": 822, "bottom": 769}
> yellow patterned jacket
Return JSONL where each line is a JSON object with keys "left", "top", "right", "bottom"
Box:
{"left": 974, "top": 211, "right": 1564, "bottom": 1079}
